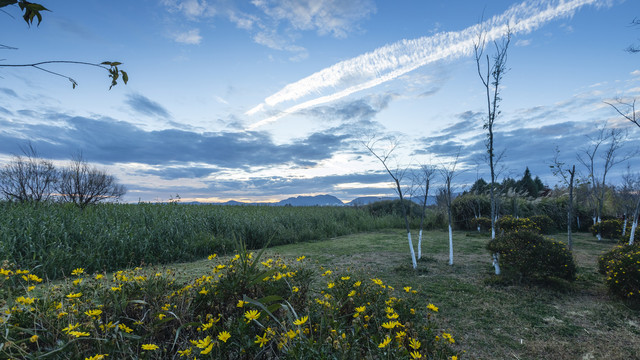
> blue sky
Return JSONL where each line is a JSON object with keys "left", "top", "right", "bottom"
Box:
{"left": 1, "top": 0, "right": 639, "bottom": 203}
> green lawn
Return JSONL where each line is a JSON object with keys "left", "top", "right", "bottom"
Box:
{"left": 165, "top": 229, "right": 639, "bottom": 360}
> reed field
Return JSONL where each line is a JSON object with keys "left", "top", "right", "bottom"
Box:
{"left": 0, "top": 202, "right": 409, "bottom": 280}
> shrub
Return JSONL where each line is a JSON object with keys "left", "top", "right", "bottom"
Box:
{"left": 529, "top": 215, "right": 556, "bottom": 235}
{"left": 496, "top": 215, "right": 540, "bottom": 234}
{"left": 590, "top": 219, "right": 625, "bottom": 241}
{"left": 487, "top": 230, "right": 576, "bottom": 283}
{"left": 470, "top": 217, "right": 492, "bottom": 232}
{"left": 0, "top": 250, "right": 459, "bottom": 359}
{"left": 597, "top": 243, "right": 640, "bottom": 306}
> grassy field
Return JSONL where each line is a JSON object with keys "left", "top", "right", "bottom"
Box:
{"left": 166, "top": 229, "right": 640, "bottom": 360}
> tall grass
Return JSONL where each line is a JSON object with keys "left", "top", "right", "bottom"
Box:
{"left": 0, "top": 202, "right": 406, "bottom": 279}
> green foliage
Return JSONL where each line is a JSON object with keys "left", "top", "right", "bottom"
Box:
{"left": 451, "top": 194, "right": 490, "bottom": 230}
{"left": 487, "top": 230, "right": 577, "bottom": 283}
{"left": 0, "top": 202, "right": 401, "bottom": 280}
{"left": 597, "top": 244, "right": 640, "bottom": 306}
{"left": 496, "top": 215, "right": 541, "bottom": 234}
{"left": 529, "top": 215, "right": 556, "bottom": 235}
{"left": 101, "top": 61, "right": 129, "bottom": 90}
{"left": 0, "top": 252, "right": 458, "bottom": 359}
{"left": 0, "top": 1, "right": 50, "bottom": 26}
{"left": 590, "top": 219, "right": 627, "bottom": 241}
{"left": 470, "top": 217, "right": 492, "bottom": 232}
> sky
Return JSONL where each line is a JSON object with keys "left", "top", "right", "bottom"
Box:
{"left": 1, "top": 0, "right": 639, "bottom": 203}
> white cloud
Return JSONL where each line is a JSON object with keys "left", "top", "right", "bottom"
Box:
{"left": 172, "top": 29, "right": 203, "bottom": 44}
{"left": 162, "top": 0, "right": 215, "bottom": 18}
{"left": 247, "top": 0, "right": 605, "bottom": 129}
{"left": 252, "top": 0, "right": 375, "bottom": 38}
{"left": 516, "top": 39, "right": 532, "bottom": 46}
{"left": 631, "top": 70, "right": 640, "bottom": 77}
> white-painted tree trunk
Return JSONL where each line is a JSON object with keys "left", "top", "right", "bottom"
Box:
{"left": 492, "top": 253, "right": 501, "bottom": 275}
{"left": 577, "top": 216, "right": 580, "bottom": 230}
{"left": 418, "top": 230, "right": 423, "bottom": 259}
{"left": 622, "top": 216, "right": 627, "bottom": 236}
{"left": 407, "top": 232, "right": 417, "bottom": 269}
{"left": 592, "top": 216, "right": 597, "bottom": 225}
{"left": 629, "top": 220, "right": 637, "bottom": 245}
{"left": 448, "top": 224, "right": 453, "bottom": 266}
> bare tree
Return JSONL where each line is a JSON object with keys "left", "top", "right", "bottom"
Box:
{"left": 414, "top": 163, "right": 435, "bottom": 259}
{"left": 606, "top": 97, "right": 639, "bottom": 129}
{"left": 578, "top": 125, "right": 632, "bottom": 240}
{"left": 474, "top": 27, "right": 511, "bottom": 274}
{"left": 362, "top": 136, "right": 417, "bottom": 269}
{"left": 439, "top": 153, "right": 460, "bottom": 266}
{"left": 0, "top": 144, "right": 57, "bottom": 203}
{"left": 57, "top": 154, "right": 126, "bottom": 208}
{"left": 551, "top": 147, "right": 577, "bottom": 250}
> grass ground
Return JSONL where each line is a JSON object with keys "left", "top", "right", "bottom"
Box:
{"left": 164, "top": 229, "right": 639, "bottom": 360}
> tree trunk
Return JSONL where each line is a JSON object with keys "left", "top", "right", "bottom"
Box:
{"left": 448, "top": 224, "right": 454, "bottom": 266}
{"left": 567, "top": 165, "right": 574, "bottom": 251}
{"left": 629, "top": 197, "right": 640, "bottom": 246}
{"left": 418, "top": 229, "right": 423, "bottom": 259}
{"left": 397, "top": 179, "right": 417, "bottom": 269}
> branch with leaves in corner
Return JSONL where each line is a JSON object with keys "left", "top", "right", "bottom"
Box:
{"left": 0, "top": 1, "right": 128, "bottom": 89}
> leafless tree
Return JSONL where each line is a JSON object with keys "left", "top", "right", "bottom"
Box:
{"left": 414, "top": 163, "right": 435, "bottom": 259}
{"left": 578, "top": 125, "right": 632, "bottom": 240}
{"left": 551, "top": 147, "right": 577, "bottom": 250}
{"left": 439, "top": 153, "right": 460, "bottom": 266}
{"left": 605, "top": 97, "right": 639, "bottom": 128}
{"left": 57, "top": 153, "right": 126, "bottom": 208}
{"left": 474, "top": 26, "right": 511, "bottom": 274}
{"left": 0, "top": 144, "right": 57, "bottom": 203}
{"left": 362, "top": 135, "right": 417, "bottom": 269}
{"left": 620, "top": 170, "right": 640, "bottom": 245}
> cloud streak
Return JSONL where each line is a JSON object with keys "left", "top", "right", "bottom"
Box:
{"left": 247, "top": 0, "right": 603, "bottom": 129}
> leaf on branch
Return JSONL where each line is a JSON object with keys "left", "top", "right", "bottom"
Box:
{"left": 0, "top": 0, "right": 18, "bottom": 8}
{"left": 18, "top": 1, "right": 50, "bottom": 27}
{"left": 103, "top": 61, "right": 128, "bottom": 90}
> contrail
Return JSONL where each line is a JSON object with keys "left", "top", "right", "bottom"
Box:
{"left": 247, "top": 0, "right": 604, "bottom": 130}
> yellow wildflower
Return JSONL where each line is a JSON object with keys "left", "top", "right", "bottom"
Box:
{"left": 85, "top": 354, "right": 109, "bottom": 360}
{"left": 409, "top": 338, "right": 421, "bottom": 350}
{"left": 207, "top": 254, "right": 217, "bottom": 260}
{"left": 118, "top": 324, "right": 133, "bottom": 333}
{"left": 255, "top": 333, "right": 269, "bottom": 347}
{"left": 327, "top": 282, "right": 335, "bottom": 289}
{"left": 427, "top": 303, "right": 439, "bottom": 312}
{"left": 292, "top": 286, "right": 299, "bottom": 293}
{"left": 410, "top": 350, "right": 423, "bottom": 359}
{"left": 237, "top": 300, "right": 248, "bottom": 308}
{"left": 62, "top": 323, "right": 80, "bottom": 333}
{"left": 353, "top": 281, "right": 361, "bottom": 287}
{"left": 296, "top": 255, "right": 305, "bottom": 261}
{"left": 95, "top": 274, "right": 104, "bottom": 280}
{"left": 348, "top": 290, "right": 356, "bottom": 297}
{"left": 218, "top": 331, "right": 231, "bottom": 343}
{"left": 244, "top": 309, "right": 261, "bottom": 321}
{"left": 141, "top": 344, "right": 159, "bottom": 351}
{"left": 378, "top": 336, "right": 392, "bottom": 348}
{"left": 84, "top": 309, "right": 102, "bottom": 318}
{"left": 71, "top": 268, "right": 84, "bottom": 276}
{"left": 69, "top": 331, "right": 90, "bottom": 338}
{"left": 66, "top": 292, "right": 82, "bottom": 299}
{"left": 29, "top": 334, "right": 38, "bottom": 343}
{"left": 293, "top": 316, "right": 308, "bottom": 326}
{"left": 404, "top": 286, "right": 412, "bottom": 292}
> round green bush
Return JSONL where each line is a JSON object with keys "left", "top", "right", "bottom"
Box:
{"left": 487, "top": 230, "right": 576, "bottom": 283}
{"left": 470, "top": 217, "right": 492, "bottom": 232}
{"left": 590, "top": 219, "right": 625, "bottom": 241}
{"left": 529, "top": 214, "right": 556, "bottom": 235}
{"left": 496, "top": 215, "right": 540, "bottom": 234}
{"left": 597, "top": 243, "right": 640, "bottom": 306}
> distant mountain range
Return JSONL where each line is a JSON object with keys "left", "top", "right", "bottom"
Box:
{"left": 183, "top": 194, "right": 437, "bottom": 207}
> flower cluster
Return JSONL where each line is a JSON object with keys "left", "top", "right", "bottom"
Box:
{"left": 0, "top": 251, "right": 458, "bottom": 359}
